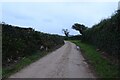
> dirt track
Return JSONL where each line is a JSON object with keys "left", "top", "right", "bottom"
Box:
{"left": 10, "top": 41, "right": 95, "bottom": 78}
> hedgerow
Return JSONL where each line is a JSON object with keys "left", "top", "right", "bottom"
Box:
{"left": 2, "top": 23, "right": 64, "bottom": 67}
{"left": 82, "top": 10, "right": 120, "bottom": 59}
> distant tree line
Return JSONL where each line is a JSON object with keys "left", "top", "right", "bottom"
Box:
{"left": 2, "top": 23, "right": 64, "bottom": 67}
{"left": 63, "top": 35, "right": 81, "bottom": 40}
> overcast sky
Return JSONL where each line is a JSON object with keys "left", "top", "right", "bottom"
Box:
{"left": 2, "top": 1, "right": 119, "bottom": 35}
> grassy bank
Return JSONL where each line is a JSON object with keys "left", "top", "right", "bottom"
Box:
{"left": 2, "top": 44, "right": 63, "bottom": 79}
{"left": 70, "top": 40, "right": 118, "bottom": 78}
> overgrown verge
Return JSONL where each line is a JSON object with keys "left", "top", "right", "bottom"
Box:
{"left": 2, "top": 45, "right": 62, "bottom": 79}
{"left": 2, "top": 23, "right": 64, "bottom": 78}
{"left": 70, "top": 40, "right": 119, "bottom": 78}
{"left": 2, "top": 50, "right": 47, "bottom": 78}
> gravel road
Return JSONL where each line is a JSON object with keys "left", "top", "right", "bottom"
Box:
{"left": 10, "top": 41, "right": 95, "bottom": 78}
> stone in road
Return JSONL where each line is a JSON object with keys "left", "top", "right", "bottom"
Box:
{"left": 10, "top": 41, "right": 95, "bottom": 78}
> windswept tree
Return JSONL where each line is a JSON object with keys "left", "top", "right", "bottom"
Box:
{"left": 62, "top": 29, "right": 69, "bottom": 37}
{"left": 72, "top": 23, "right": 87, "bottom": 35}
